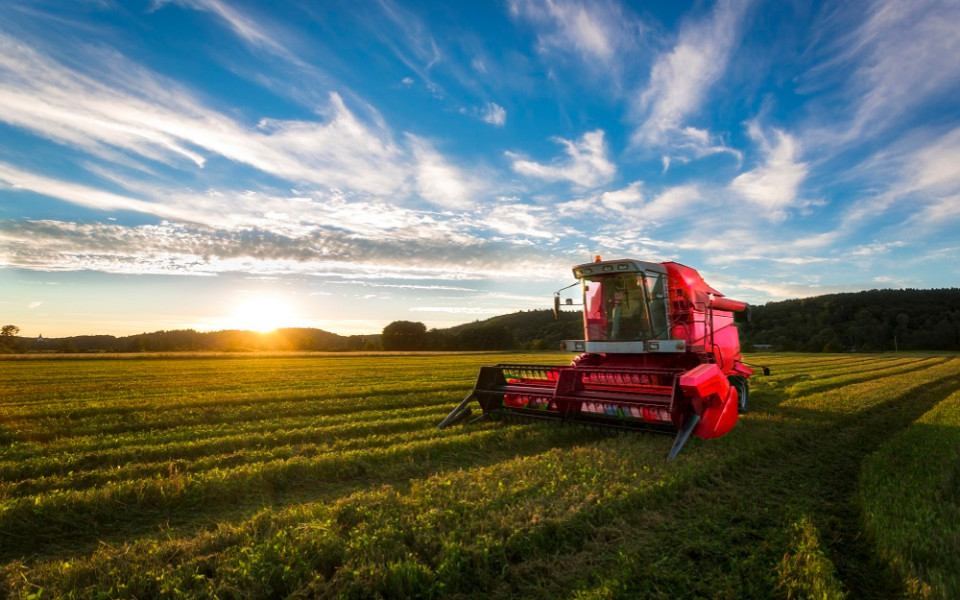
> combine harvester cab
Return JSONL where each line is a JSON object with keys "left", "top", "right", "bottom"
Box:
{"left": 438, "top": 258, "right": 766, "bottom": 459}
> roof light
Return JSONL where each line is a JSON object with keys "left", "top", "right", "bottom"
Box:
{"left": 595, "top": 255, "right": 602, "bottom": 262}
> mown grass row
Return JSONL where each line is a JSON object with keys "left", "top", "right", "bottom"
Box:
{"left": 0, "top": 410, "right": 444, "bottom": 484}
{"left": 1, "top": 352, "right": 957, "bottom": 598}
{"left": 859, "top": 388, "right": 960, "bottom": 600}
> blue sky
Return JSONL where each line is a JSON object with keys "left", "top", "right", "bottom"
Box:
{"left": 1, "top": 0, "right": 959, "bottom": 337}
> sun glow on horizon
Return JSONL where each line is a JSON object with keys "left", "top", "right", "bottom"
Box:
{"left": 213, "top": 294, "right": 302, "bottom": 333}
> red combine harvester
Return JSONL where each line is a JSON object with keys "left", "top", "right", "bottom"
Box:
{"left": 438, "top": 257, "right": 767, "bottom": 459}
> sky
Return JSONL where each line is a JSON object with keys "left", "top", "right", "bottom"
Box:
{"left": 1, "top": 0, "right": 959, "bottom": 337}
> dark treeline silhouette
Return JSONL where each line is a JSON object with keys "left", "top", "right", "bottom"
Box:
{"left": 4, "top": 310, "right": 580, "bottom": 354}
{"left": 738, "top": 288, "right": 960, "bottom": 352}
{"left": 13, "top": 328, "right": 378, "bottom": 354}
{"left": 5, "top": 288, "right": 959, "bottom": 354}
{"left": 380, "top": 310, "right": 581, "bottom": 351}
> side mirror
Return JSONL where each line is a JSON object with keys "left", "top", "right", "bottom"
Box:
{"left": 553, "top": 294, "right": 561, "bottom": 319}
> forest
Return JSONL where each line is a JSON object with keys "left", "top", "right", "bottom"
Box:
{"left": 738, "top": 288, "right": 960, "bottom": 352}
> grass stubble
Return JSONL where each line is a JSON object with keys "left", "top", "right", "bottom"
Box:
{"left": 0, "top": 352, "right": 956, "bottom": 599}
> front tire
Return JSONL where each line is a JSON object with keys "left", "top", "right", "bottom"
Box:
{"left": 728, "top": 375, "right": 749, "bottom": 413}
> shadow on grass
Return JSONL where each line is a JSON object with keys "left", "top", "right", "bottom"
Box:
{"left": 389, "top": 369, "right": 960, "bottom": 599}
{"left": 536, "top": 371, "right": 960, "bottom": 599}
{"left": 786, "top": 357, "right": 951, "bottom": 396}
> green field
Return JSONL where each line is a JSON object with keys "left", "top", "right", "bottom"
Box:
{"left": 1, "top": 352, "right": 957, "bottom": 599}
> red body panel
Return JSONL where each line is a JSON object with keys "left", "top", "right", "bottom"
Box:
{"left": 576, "top": 261, "right": 752, "bottom": 440}
{"left": 679, "top": 363, "right": 738, "bottom": 438}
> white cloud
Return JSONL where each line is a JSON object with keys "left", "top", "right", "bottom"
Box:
{"left": 731, "top": 279, "right": 886, "bottom": 301}
{"left": 897, "top": 127, "right": 960, "bottom": 197}
{"left": 838, "top": 0, "right": 960, "bottom": 142}
{"left": 638, "top": 185, "right": 702, "bottom": 222}
{"left": 631, "top": 0, "right": 750, "bottom": 149}
{"left": 508, "top": 0, "right": 627, "bottom": 64}
{"left": 481, "top": 204, "right": 557, "bottom": 239}
{"left": 332, "top": 281, "right": 477, "bottom": 293}
{"left": 840, "top": 125, "right": 960, "bottom": 230}
{"left": 729, "top": 124, "right": 808, "bottom": 221}
{"left": 0, "top": 163, "right": 200, "bottom": 222}
{"left": 481, "top": 102, "right": 506, "bottom": 127}
{"left": 597, "top": 181, "right": 644, "bottom": 213}
{"left": 0, "top": 34, "right": 489, "bottom": 209}
{"left": 156, "top": 0, "right": 290, "bottom": 56}
{"left": 916, "top": 194, "right": 960, "bottom": 223}
{"left": 0, "top": 218, "right": 570, "bottom": 281}
{"left": 559, "top": 181, "right": 699, "bottom": 225}
{"left": 409, "top": 306, "right": 507, "bottom": 315}
{"left": 850, "top": 241, "right": 905, "bottom": 257}
{"left": 407, "top": 136, "right": 475, "bottom": 209}
{"left": 367, "top": 0, "right": 443, "bottom": 89}
{"left": 509, "top": 130, "right": 615, "bottom": 188}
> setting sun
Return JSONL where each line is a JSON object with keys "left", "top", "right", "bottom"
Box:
{"left": 219, "top": 294, "right": 300, "bottom": 332}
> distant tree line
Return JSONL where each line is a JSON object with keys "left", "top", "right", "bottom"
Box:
{"left": 380, "top": 320, "right": 516, "bottom": 351}
{"left": 5, "top": 288, "right": 958, "bottom": 354}
{"left": 379, "top": 310, "right": 583, "bottom": 351}
{"left": 11, "top": 328, "right": 378, "bottom": 354}
{"left": 738, "top": 288, "right": 960, "bottom": 352}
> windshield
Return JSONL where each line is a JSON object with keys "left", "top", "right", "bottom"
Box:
{"left": 583, "top": 273, "right": 651, "bottom": 341}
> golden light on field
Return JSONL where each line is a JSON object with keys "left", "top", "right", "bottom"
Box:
{"left": 217, "top": 294, "right": 300, "bottom": 332}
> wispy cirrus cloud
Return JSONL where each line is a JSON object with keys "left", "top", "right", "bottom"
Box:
{"left": 839, "top": 125, "right": 960, "bottom": 232}
{"left": 0, "top": 158, "right": 479, "bottom": 243}
{"left": 637, "top": 185, "right": 703, "bottom": 222}
{"left": 729, "top": 123, "right": 808, "bottom": 221}
{"left": 154, "top": 0, "right": 292, "bottom": 57}
{"left": 631, "top": 0, "right": 751, "bottom": 155}
{"left": 406, "top": 135, "right": 477, "bottom": 210}
{"left": 363, "top": 0, "right": 443, "bottom": 90}
{"left": 409, "top": 306, "right": 506, "bottom": 315}
{"left": 508, "top": 129, "right": 615, "bottom": 188}
{"left": 0, "top": 162, "right": 200, "bottom": 222}
{"left": 894, "top": 127, "right": 960, "bottom": 206}
{"left": 557, "top": 181, "right": 701, "bottom": 226}
{"left": 508, "top": 0, "right": 634, "bottom": 64}
{"left": 0, "top": 33, "right": 479, "bottom": 208}
{"left": 725, "top": 278, "right": 884, "bottom": 302}
{"left": 482, "top": 203, "right": 559, "bottom": 240}
{"left": 850, "top": 241, "right": 905, "bottom": 257}
{"left": 805, "top": 0, "right": 960, "bottom": 145}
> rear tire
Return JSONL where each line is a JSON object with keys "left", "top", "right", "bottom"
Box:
{"left": 728, "top": 376, "right": 749, "bottom": 413}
